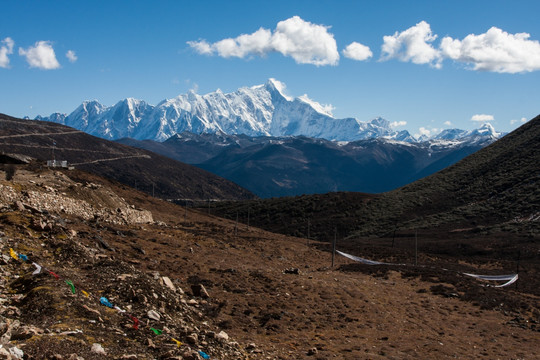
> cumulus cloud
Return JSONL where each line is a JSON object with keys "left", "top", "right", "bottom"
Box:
{"left": 390, "top": 120, "right": 407, "bottom": 128}
{"left": 444, "top": 121, "right": 452, "bottom": 126}
{"left": 19, "top": 41, "right": 60, "bottom": 69}
{"left": 188, "top": 16, "right": 339, "bottom": 66}
{"left": 380, "top": 21, "right": 442, "bottom": 68}
{"left": 471, "top": 114, "right": 494, "bottom": 122}
{"left": 417, "top": 127, "right": 432, "bottom": 137}
{"left": 510, "top": 117, "right": 528, "bottom": 125}
{"left": 66, "top": 50, "right": 77, "bottom": 63}
{"left": 342, "top": 41, "right": 372, "bottom": 61}
{"left": 0, "top": 37, "right": 14, "bottom": 68}
{"left": 440, "top": 27, "right": 540, "bottom": 73}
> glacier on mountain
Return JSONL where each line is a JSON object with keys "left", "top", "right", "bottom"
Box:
{"left": 35, "top": 78, "right": 502, "bottom": 144}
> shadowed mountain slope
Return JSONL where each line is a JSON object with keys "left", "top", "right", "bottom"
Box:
{"left": 211, "top": 114, "right": 539, "bottom": 239}
{"left": 0, "top": 114, "right": 255, "bottom": 201}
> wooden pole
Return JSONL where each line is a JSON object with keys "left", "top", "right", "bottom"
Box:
{"left": 247, "top": 207, "right": 250, "bottom": 230}
{"left": 332, "top": 227, "right": 337, "bottom": 268}
{"left": 307, "top": 219, "right": 310, "bottom": 247}
{"left": 415, "top": 229, "right": 418, "bottom": 266}
{"left": 184, "top": 200, "right": 187, "bottom": 222}
{"left": 235, "top": 212, "right": 238, "bottom": 237}
{"left": 515, "top": 250, "right": 521, "bottom": 290}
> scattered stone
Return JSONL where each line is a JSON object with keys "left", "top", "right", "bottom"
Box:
{"left": 8, "top": 345, "right": 24, "bottom": 359}
{"left": 307, "top": 347, "right": 318, "bottom": 356}
{"left": 147, "top": 310, "right": 161, "bottom": 321}
{"left": 162, "top": 276, "right": 176, "bottom": 292}
{"left": 216, "top": 330, "right": 229, "bottom": 341}
{"left": 119, "top": 355, "right": 138, "bottom": 360}
{"left": 91, "top": 343, "right": 106, "bottom": 355}
{"left": 191, "top": 284, "right": 210, "bottom": 299}
{"left": 186, "top": 332, "right": 198, "bottom": 344}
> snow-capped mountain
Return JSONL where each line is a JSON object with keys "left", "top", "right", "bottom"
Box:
{"left": 35, "top": 79, "right": 419, "bottom": 142}
{"left": 36, "top": 78, "right": 504, "bottom": 145}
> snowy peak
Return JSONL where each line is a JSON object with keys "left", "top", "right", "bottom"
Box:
{"left": 263, "top": 78, "right": 291, "bottom": 100}
{"left": 470, "top": 122, "right": 500, "bottom": 138}
{"left": 370, "top": 117, "right": 391, "bottom": 129}
{"left": 34, "top": 79, "right": 504, "bottom": 146}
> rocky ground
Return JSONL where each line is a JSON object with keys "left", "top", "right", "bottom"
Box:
{"left": 0, "top": 166, "right": 538, "bottom": 359}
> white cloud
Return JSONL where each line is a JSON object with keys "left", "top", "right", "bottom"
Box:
{"left": 471, "top": 114, "right": 494, "bottom": 122}
{"left": 417, "top": 127, "right": 432, "bottom": 137}
{"left": 444, "top": 121, "right": 452, "bottom": 126}
{"left": 342, "top": 41, "right": 372, "bottom": 61}
{"left": 66, "top": 50, "right": 77, "bottom": 63}
{"left": 188, "top": 16, "right": 339, "bottom": 66}
{"left": 298, "top": 94, "right": 334, "bottom": 116}
{"left": 0, "top": 37, "right": 14, "bottom": 68}
{"left": 510, "top": 117, "right": 527, "bottom": 125}
{"left": 19, "top": 41, "right": 60, "bottom": 69}
{"left": 380, "top": 21, "right": 442, "bottom": 68}
{"left": 390, "top": 120, "right": 407, "bottom": 128}
{"left": 440, "top": 27, "right": 540, "bottom": 73}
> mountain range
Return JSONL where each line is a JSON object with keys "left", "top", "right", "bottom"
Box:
{"left": 33, "top": 79, "right": 505, "bottom": 197}
{"left": 119, "top": 127, "right": 500, "bottom": 197}
{"left": 35, "top": 78, "right": 500, "bottom": 143}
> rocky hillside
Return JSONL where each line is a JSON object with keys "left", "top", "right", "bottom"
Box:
{"left": 0, "top": 162, "right": 538, "bottom": 359}
{"left": 0, "top": 113, "right": 255, "bottom": 201}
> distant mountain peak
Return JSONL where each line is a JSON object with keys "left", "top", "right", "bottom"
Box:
{"left": 34, "top": 79, "right": 504, "bottom": 145}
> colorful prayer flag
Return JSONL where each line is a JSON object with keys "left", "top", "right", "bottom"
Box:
{"left": 129, "top": 315, "right": 139, "bottom": 330}
{"left": 65, "top": 280, "right": 76, "bottom": 294}
{"left": 100, "top": 297, "right": 114, "bottom": 308}
{"left": 171, "top": 338, "right": 182, "bottom": 347}
{"left": 150, "top": 328, "right": 162, "bottom": 335}
{"left": 32, "top": 262, "right": 42, "bottom": 275}
{"left": 9, "top": 248, "right": 18, "bottom": 260}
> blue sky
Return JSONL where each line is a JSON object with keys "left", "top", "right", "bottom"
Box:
{"left": 1, "top": 0, "right": 539, "bottom": 136}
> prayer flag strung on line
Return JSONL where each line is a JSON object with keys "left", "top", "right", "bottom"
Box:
{"left": 32, "top": 262, "right": 42, "bottom": 275}
{"left": 150, "top": 328, "right": 162, "bottom": 335}
{"left": 65, "top": 280, "right": 76, "bottom": 294}
{"left": 100, "top": 297, "right": 114, "bottom": 308}
{"left": 171, "top": 338, "right": 182, "bottom": 347}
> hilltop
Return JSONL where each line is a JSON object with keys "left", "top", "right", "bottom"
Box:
{"left": 0, "top": 114, "right": 255, "bottom": 201}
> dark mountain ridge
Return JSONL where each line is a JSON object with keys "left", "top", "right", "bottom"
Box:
{"left": 0, "top": 113, "right": 255, "bottom": 201}
{"left": 211, "top": 114, "right": 539, "bottom": 240}
{"left": 119, "top": 131, "right": 494, "bottom": 198}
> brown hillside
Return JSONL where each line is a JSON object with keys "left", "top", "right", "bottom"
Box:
{"left": 0, "top": 164, "right": 538, "bottom": 359}
{"left": 0, "top": 113, "right": 255, "bottom": 201}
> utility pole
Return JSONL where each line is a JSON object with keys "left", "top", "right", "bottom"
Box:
{"left": 332, "top": 227, "right": 337, "bottom": 268}
{"left": 234, "top": 212, "right": 238, "bottom": 237}
{"left": 307, "top": 219, "right": 310, "bottom": 247}
{"left": 516, "top": 251, "right": 521, "bottom": 290}
{"left": 415, "top": 229, "right": 418, "bottom": 266}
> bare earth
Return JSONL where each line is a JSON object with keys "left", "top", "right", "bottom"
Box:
{"left": 0, "top": 168, "right": 538, "bottom": 359}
